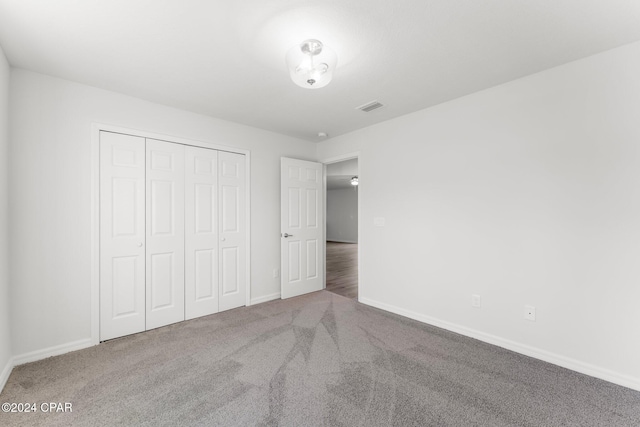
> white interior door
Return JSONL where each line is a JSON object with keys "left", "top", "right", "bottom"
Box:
{"left": 218, "top": 151, "right": 247, "bottom": 311}
{"left": 145, "top": 139, "right": 185, "bottom": 330}
{"left": 185, "top": 146, "right": 219, "bottom": 320}
{"left": 99, "top": 131, "right": 146, "bottom": 341}
{"left": 280, "top": 157, "right": 324, "bottom": 299}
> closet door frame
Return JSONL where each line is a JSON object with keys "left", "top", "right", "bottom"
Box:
{"left": 90, "top": 123, "right": 251, "bottom": 345}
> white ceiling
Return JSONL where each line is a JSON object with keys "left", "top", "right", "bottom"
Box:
{"left": 1, "top": 1, "right": 640, "bottom": 142}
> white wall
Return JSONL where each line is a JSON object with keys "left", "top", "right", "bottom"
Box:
{"left": 9, "top": 69, "right": 315, "bottom": 356}
{"left": 317, "top": 41, "right": 640, "bottom": 390}
{"left": 327, "top": 188, "right": 358, "bottom": 243}
{"left": 0, "top": 45, "right": 11, "bottom": 386}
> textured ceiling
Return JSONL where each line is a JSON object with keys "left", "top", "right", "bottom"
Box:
{"left": 1, "top": 1, "right": 640, "bottom": 141}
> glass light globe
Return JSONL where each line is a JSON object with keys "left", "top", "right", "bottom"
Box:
{"left": 286, "top": 39, "right": 337, "bottom": 89}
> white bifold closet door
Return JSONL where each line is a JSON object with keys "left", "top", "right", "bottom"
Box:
{"left": 145, "top": 139, "right": 185, "bottom": 330}
{"left": 184, "top": 148, "right": 247, "bottom": 317}
{"left": 217, "top": 151, "right": 247, "bottom": 312}
{"left": 100, "top": 132, "right": 146, "bottom": 341}
{"left": 184, "top": 146, "right": 219, "bottom": 319}
{"left": 100, "top": 131, "right": 246, "bottom": 341}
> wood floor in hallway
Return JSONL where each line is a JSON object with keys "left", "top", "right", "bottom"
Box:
{"left": 326, "top": 241, "right": 358, "bottom": 299}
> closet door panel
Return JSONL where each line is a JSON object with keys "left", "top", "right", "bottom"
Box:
{"left": 185, "top": 146, "right": 219, "bottom": 319}
{"left": 99, "top": 131, "right": 146, "bottom": 341}
{"left": 218, "top": 151, "right": 246, "bottom": 312}
{"left": 146, "top": 139, "right": 185, "bottom": 330}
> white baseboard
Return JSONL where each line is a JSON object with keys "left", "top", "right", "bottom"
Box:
{"left": 250, "top": 292, "right": 281, "bottom": 305}
{"left": 0, "top": 356, "right": 12, "bottom": 393}
{"left": 12, "top": 338, "right": 94, "bottom": 367}
{"left": 326, "top": 239, "right": 357, "bottom": 244}
{"left": 359, "top": 297, "right": 640, "bottom": 392}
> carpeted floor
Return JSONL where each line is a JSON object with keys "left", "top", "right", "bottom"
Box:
{"left": 1, "top": 291, "right": 639, "bottom": 426}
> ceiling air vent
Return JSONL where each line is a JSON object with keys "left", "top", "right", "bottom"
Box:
{"left": 356, "top": 100, "right": 384, "bottom": 112}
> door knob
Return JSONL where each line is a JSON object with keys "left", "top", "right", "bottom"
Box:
{"left": 283, "top": 233, "right": 293, "bottom": 238}
{"left": 138, "top": 242, "right": 143, "bottom": 247}
{"left": 221, "top": 237, "right": 226, "bottom": 242}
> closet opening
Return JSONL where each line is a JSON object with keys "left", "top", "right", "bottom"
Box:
{"left": 91, "top": 126, "right": 250, "bottom": 344}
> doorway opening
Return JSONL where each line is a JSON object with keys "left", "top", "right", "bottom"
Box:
{"left": 325, "top": 158, "right": 359, "bottom": 299}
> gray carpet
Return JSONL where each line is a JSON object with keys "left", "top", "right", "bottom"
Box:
{"left": 1, "top": 291, "right": 639, "bottom": 426}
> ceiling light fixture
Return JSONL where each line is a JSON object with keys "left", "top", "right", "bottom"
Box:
{"left": 286, "top": 39, "right": 337, "bottom": 89}
{"left": 351, "top": 176, "right": 359, "bottom": 186}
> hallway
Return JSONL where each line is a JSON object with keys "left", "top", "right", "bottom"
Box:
{"left": 325, "top": 242, "right": 358, "bottom": 299}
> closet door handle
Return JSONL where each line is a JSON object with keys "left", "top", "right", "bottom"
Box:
{"left": 137, "top": 242, "right": 143, "bottom": 247}
{"left": 283, "top": 233, "right": 293, "bottom": 238}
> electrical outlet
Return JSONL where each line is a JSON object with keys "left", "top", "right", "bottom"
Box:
{"left": 472, "top": 294, "right": 481, "bottom": 308}
{"left": 524, "top": 305, "right": 536, "bottom": 321}
{"left": 273, "top": 268, "right": 280, "bottom": 278}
